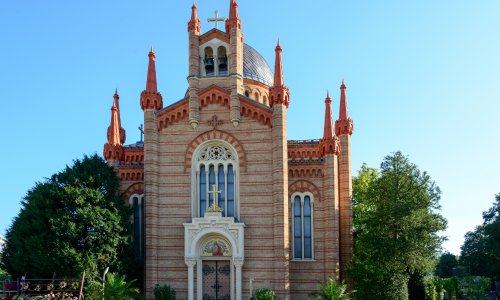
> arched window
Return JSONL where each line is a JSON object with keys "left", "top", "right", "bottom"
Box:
{"left": 129, "top": 194, "right": 144, "bottom": 258}
{"left": 204, "top": 46, "right": 215, "bottom": 76}
{"left": 192, "top": 141, "right": 239, "bottom": 218}
{"left": 217, "top": 46, "right": 228, "bottom": 75}
{"left": 292, "top": 192, "right": 314, "bottom": 260}
{"left": 254, "top": 92, "right": 260, "bottom": 101}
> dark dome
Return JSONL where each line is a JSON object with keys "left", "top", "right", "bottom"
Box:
{"left": 243, "top": 44, "right": 273, "bottom": 86}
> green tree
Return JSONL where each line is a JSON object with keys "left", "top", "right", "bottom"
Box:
{"left": 435, "top": 252, "right": 459, "bottom": 278}
{"left": 349, "top": 151, "right": 447, "bottom": 300}
{"left": 0, "top": 154, "right": 132, "bottom": 279}
{"left": 460, "top": 193, "right": 500, "bottom": 278}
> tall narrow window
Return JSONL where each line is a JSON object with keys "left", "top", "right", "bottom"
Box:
{"left": 194, "top": 142, "right": 239, "bottom": 218}
{"left": 293, "top": 196, "right": 302, "bottom": 259}
{"left": 292, "top": 193, "right": 314, "bottom": 260}
{"left": 130, "top": 194, "right": 144, "bottom": 258}
{"left": 200, "top": 165, "right": 206, "bottom": 217}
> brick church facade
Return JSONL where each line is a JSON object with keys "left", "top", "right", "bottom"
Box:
{"left": 103, "top": 1, "right": 354, "bottom": 299}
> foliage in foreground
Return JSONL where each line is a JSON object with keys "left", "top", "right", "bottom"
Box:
{"left": 85, "top": 272, "right": 142, "bottom": 300}
{"left": 349, "top": 152, "right": 447, "bottom": 300}
{"left": 253, "top": 288, "right": 277, "bottom": 300}
{"left": 460, "top": 193, "right": 500, "bottom": 279}
{"left": 311, "top": 278, "right": 352, "bottom": 300}
{"left": 153, "top": 284, "right": 176, "bottom": 300}
{"left": 435, "top": 252, "right": 459, "bottom": 278}
{"left": 0, "top": 154, "right": 132, "bottom": 279}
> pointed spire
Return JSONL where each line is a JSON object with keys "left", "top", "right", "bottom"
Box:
{"left": 335, "top": 80, "right": 354, "bottom": 136}
{"left": 323, "top": 90, "right": 334, "bottom": 139}
{"left": 188, "top": 2, "right": 201, "bottom": 34}
{"left": 339, "top": 80, "right": 348, "bottom": 120}
{"left": 106, "top": 90, "right": 125, "bottom": 147}
{"left": 104, "top": 90, "right": 125, "bottom": 161}
{"left": 226, "top": 0, "right": 241, "bottom": 31}
{"left": 229, "top": 0, "right": 239, "bottom": 20}
{"left": 141, "top": 48, "right": 163, "bottom": 111}
{"left": 273, "top": 39, "right": 284, "bottom": 87}
{"left": 146, "top": 47, "right": 157, "bottom": 92}
{"left": 269, "top": 39, "right": 290, "bottom": 108}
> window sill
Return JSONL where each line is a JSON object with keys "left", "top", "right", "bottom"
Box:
{"left": 291, "top": 259, "right": 316, "bottom": 262}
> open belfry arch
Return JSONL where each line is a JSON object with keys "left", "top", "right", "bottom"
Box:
{"left": 103, "top": 1, "right": 354, "bottom": 299}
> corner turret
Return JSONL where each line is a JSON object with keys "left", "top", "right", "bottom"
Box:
{"left": 140, "top": 47, "right": 163, "bottom": 111}
{"left": 335, "top": 80, "right": 353, "bottom": 136}
{"left": 104, "top": 90, "right": 126, "bottom": 163}
{"left": 188, "top": 2, "right": 201, "bottom": 35}
{"left": 320, "top": 91, "right": 340, "bottom": 155}
{"left": 270, "top": 40, "right": 290, "bottom": 108}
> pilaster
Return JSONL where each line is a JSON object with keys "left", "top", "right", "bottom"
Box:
{"left": 143, "top": 108, "right": 160, "bottom": 298}
{"left": 337, "top": 135, "right": 352, "bottom": 281}
{"left": 227, "top": 0, "right": 243, "bottom": 127}
{"left": 272, "top": 104, "right": 290, "bottom": 299}
{"left": 322, "top": 153, "right": 340, "bottom": 279}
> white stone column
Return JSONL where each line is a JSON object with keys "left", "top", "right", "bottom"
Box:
{"left": 234, "top": 258, "right": 244, "bottom": 300}
{"left": 185, "top": 258, "right": 197, "bottom": 300}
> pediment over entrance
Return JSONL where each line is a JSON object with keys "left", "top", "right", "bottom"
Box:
{"left": 184, "top": 212, "right": 245, "bottom": 259}
{"left": 183, "top": 212, "right": 245, "bottom": 300}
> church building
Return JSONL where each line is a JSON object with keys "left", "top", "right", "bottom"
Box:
{"left": 103, "top": 1, "right": 354, "bottom": 299}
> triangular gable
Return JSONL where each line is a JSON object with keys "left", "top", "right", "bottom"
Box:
{"left": 198, "top": 85, "right": 231, "bottom": 109}
{"left": 200, "top": 28, "right": 230, "bottom": 45}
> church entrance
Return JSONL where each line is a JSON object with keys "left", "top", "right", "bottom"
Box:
{"left": 202, "top": 260, "right": 231, "bottom": 300}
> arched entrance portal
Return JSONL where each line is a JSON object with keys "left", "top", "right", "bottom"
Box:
{"left": 184, "top": 212, "right": 245, "bottom": 300}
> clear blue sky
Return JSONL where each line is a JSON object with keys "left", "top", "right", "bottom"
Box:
{"left": 1, "top": 0, "right": 499, "bottom": 255}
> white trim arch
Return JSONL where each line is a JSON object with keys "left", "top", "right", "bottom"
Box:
{"left": 191, "top": 139, "right": 240, "bottom": 219}
{"left": 291, "top": 191, "right": 315, "bottom": 260}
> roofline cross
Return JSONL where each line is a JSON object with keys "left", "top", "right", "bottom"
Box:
{"left": 207, "top": 10, "right": 227, "bottom": 30}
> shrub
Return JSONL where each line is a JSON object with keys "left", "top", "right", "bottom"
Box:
{"left": 85, "top": 272, "right": 141, "bottom": 300}
{"left": 311, "top": 278, "right": 351, "bottom": 300}
{"left": 153, "top": 284, "right": 176, "bottom": 300}
{"left": 459, "top": 276, "right": 489, "bottom": 300}
{"left": 253, "top": 288, "right": 277, "bottom": 300}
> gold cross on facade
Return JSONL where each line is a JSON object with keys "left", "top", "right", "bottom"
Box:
{"left": 208, "top": 115, "right": 223, "bottom": 129}
{"left": 207, "top": 10, "right": 227, "bottom": 30}
{"left": 207, "top": 184, "right": 223, "bottom": 212}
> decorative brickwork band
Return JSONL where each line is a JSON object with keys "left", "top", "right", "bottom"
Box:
{"left": 184, "top": 130, "right": 246, "bottom": 172}
{"left": 122, "top": 182, "right": 144, "bottom": 203}
{"left": 289, "top": 180, "right": 321, "bottom": 201}
{"left": 319, "top": 136, "right": 341, "bottom": 156}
